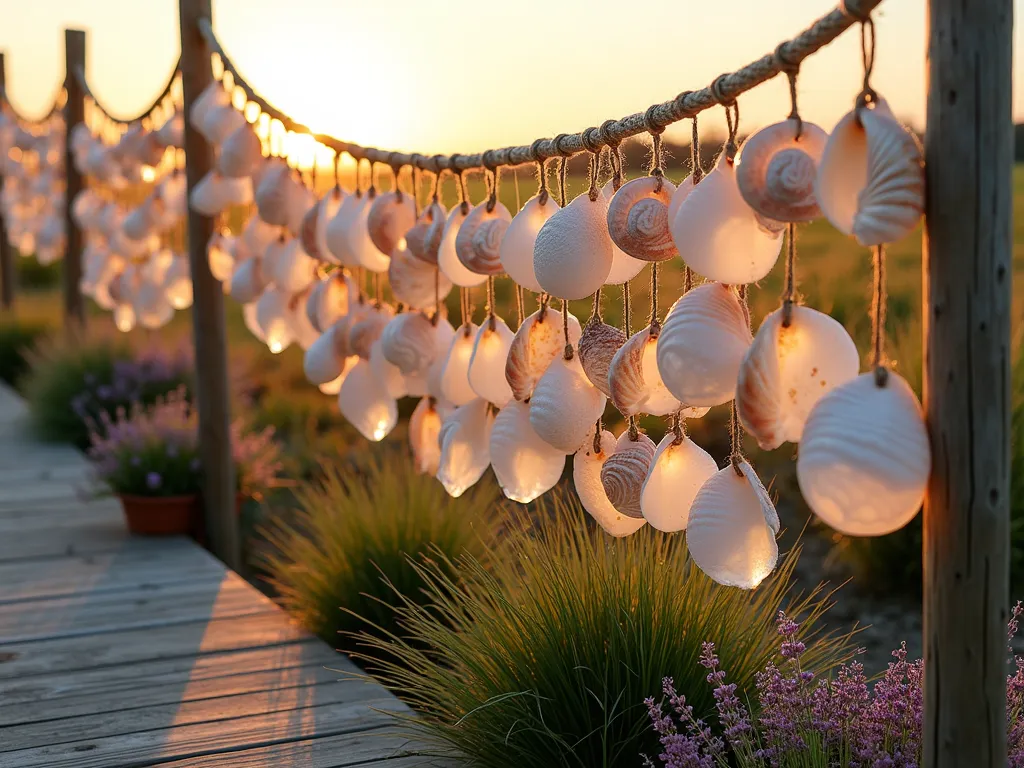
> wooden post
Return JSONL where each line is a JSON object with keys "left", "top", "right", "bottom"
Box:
{"left": 178, "top": 0, "right": 240, "bottom": 571}
{"left": 62, "top": 30, "right": 86, "bottom": 329}
{"left": 0, "top": 52, "right": 13, "bottom": 312}
{"left": 923, "top": 0, "right": 1013, "bottom": 764}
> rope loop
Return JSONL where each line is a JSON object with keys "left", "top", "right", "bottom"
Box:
{"left": 856, "top": 17, "right": 878, "bottom": 109}
{"left": 722, "top": 98, "right": 741, "bottom": 162}
{"left": 598, "top": 118, "right": 621, "bottom": 150}
{"left": 586, "top": 151, "right": 600, "bottom": 202}
{"left": 840, "top": 0, "right": 871, "bottom": 22}
{"left": 552, "top": 133, "right": 574, "bottom": 159}
{"left": 484, "top": 154, "right": 500, "bottom": 212}
{"left": 580, "top": 126, "right": 603, "bottom": 154}
{"left": 710, "top": 73, "right": 735, "bottom": 107}
{"left": 643, "top": 104, "right": 666, "bottom": 136}
{"left": 530, "top": 137, "right": 548, "bottom": 163}
{"left": 457, "top": 168, "right": 470, "bottom": 215}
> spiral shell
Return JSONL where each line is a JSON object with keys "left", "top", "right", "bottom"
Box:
{"left": 687, "top": 460, "right": 780, "bottom": 589}
{"left": 379, "top": 312, "right": 440, "bottom": 376}
{"left": 500, "top": 195, "right": 558, "bottom": 292}
{"left": 389, "top": 241, "right": 453, "bottom": 310}
{"left": 737, "top": 305, "right": 860, "bottom": 450}
{"left": 455, "top": 202, "right": 511, "bottom": 276}
{"left": 406, "top": 200, "right": 446, "bottom": 265}
{"left": 348, "top": 304, "right": 395, "bottom": 360}
{"left": 436, "top": 398, "right": 494, "bottom": 498}
{"left": 303, "top": 325, "right": 344, "bottom": 385}
{"left": 529, "top": 352, "right": 607, "bottom": 453}
{"left": 601, "top": 181, "right": 647, "bottom": 284}
{"left": 437, "top": 205, "right": 486, "bottom": 287}
{"left": 345, "top": 192, "right": 391, "bottom": 273}
{"left": 735, "top": 119, "right": 828, "bottom": 222}
{"left": 505, "top": 308, "right": 582, "bottom": 402}
{"left": 534, "top": 192, "right": 613, "bottom": 299}
{"left": 608, "top": 326, "right": 680, "bottom": 417}
{"left": 656, "top": 283, "right": 753, "bottom": 407}
{"left": 217, "top": 122, "right": 262, "bottom": 178}
{"left": 490, "top": 400, "right": 566, "bottom": 503}
{"left": 640, "top": 433, "right": 718, "bottom": 532}
{"left": 573, "top": 427, "right": 646, "bottom": 537}
{"left": 815, "top": 98, "right": 924, "bottom": 246}
{"left": 366, "top": 191, "right": 416, "bottom": 257}
{"left": 607, "top": 176, "right": 678, "bottom": 262}
{"left": 229, "top": 257, "right": 265, "bottom": 304}
{"left": 440, "top": 324, "right": 479, "bottom": 407}
{"left": 338, "top": 359, "right": 398, "bottom": 442}
{"left": 578, "top": 319, "right": 626, "bottom": 398}
{"left": 468, "top": 317, "right": 515, "bottom": 407}
{"left": 410, "top": 397, "right": 450, "bottom": 476}
{"left": 600, "top": 431, "right": 657, "bottom": 518}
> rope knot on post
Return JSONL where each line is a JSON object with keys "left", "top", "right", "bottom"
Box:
{"left": 580, "top": 126, "right": 603, "bottom": 154}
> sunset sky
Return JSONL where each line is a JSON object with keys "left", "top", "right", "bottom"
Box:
{"left": 0, "top": 0, "right": 1020, "bottom": 157}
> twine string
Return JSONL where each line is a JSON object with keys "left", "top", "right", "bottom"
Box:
{"left": 644, "top": 105, "right": 666, "bottom": 193}
{"left": 373, "top": 271, "right": 382, "bottom": 307}
{"left": 333, "top": 151, "right": 342, "bottom": 190}
{"left": 729, "top": 401, "right": 744, "bottom": 475}
{"left": 486, "top": 276, "right": 497, "bottom": 332}
{"left": 627, "top": 415, "right": 640, "bottom": 441}
{"left": 671, "top": 409, "right": 685, "bottom": 445}
{"left": 515, "top": 284, "right": 525, "bottom": 326}
{"left": 430, "top": 169, "right": 442, "bottom": 204}
{"left": 774, "top": 42, "right": 803, "bottom": 139}
{"left": 587, "top": 151, "right": 600, "bottom": 201}
{"left": 590, "top": 286, "right": 603, "bottom": 323}
{"left": 593, "top": 418, "right": 604, "bottom": 454}
{"left": 649, "top": 263, "right": 661, "bottom": 335}
{"left": 535, "top": 155, "right": 550, "bottom": 207}
{"left": 513, "top": 166, "right": 521, "bottom": 212}
{"left": 871, "top": 243, "right": 889, "bottom": 387}
{"left": 457, "top": 169, "right": 470, "bottom": 215}
{"left": 858, "top": 17, "right": 878, "bottom": 106}
{"left": 562, "top": 299, "right": 573, "bottom": 360}
{"left": 623, "top": 281, "right": 632, "bottom": 337}
{"left": 557, "top": 157, "right": 569, "bottom": 207}
{"left": 781, "top": 223, "right": 797, "bottom": 326}
{"left": 486, "top": 164, "right": 499, "bottom": 213}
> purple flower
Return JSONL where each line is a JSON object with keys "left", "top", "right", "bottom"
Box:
{"left": 96, "top": 384, "right": 113, "bottom": 401}
{"left": 145, "top": 471, "right": 162, "bottom": 490}
{"left": 130, "top": 455, "right": 141, "bottom": 467}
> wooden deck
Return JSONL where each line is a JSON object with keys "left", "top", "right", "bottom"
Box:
{"left": 0, "top": 384, "right": 445, "bottom": 767}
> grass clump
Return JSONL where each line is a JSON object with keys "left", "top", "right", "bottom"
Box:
{"left": 0, "top": 319, "right": 48, "bottom": 387}
{"left": 355, "top": 495, "right": 853, "bottom": 768}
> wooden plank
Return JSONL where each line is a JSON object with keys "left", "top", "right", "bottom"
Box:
{"left": 0, "top": 464, "right": 90, "bottom": 485}
{"left": 0, "top": 503, "right": 123, "bottom": 534}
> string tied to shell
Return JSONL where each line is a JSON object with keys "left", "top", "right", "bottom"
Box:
{"left": 643, "top": 104, "right": 667, "bottom": 194}
{"left": 871, "top": 243, "right": 889, "bottom": 387}
{"left": 530, "top": 138, "right": 550, "bottom": 206}
{"left": 562, "top": 298, "right": 573, "bottom": 360}
{"left": 711, "top": 74, "right": 741, "bottom": 162}
{"left": 484, "top": 155, "right": 500, "bottom": 213}
{"left": 773, "top": 42, "right": 803, "bottom": 140}
{"left": 856, "top": 14, "right": 878, "bottom": 109}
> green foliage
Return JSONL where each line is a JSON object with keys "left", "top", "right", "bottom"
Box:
{"left": 0, "top": 319, "right": 48, "bottom": 387}
{"left": 354, "top": 495, "right": 853, "bottom": 768}
{"left": 15, "top": 257, "right": 61, "bottom": 290}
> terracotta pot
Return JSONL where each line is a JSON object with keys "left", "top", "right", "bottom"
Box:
{"left": 119, "top": 494, "right": 199, "bottom": 536}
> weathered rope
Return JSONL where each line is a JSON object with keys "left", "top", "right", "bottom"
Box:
{"left": 781, "top": 223, "right": 797, "bottom": 326}
{"left": 562, "top": 299, "right": 573, "bottom": 360}
{"left": 73, "top": 60, "right": 180, "bottom": 126}
{"left": 871, "top": 244, "right": 888, "bottom": 387}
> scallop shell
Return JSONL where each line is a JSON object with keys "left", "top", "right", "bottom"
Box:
{"left": 348, "top": 304, "right": 395, "bottom": 360}
{"left": 380, "top": 312, "right": 441, "bottom": 376}
{"left": 608, "top": 326, "right": 680, "bottom": 417}
{"left": 315, "top": 188, "right": 345, "bottom": 265}
{"left": 534, "top": 192, "right": 613, "bottom": 299}
{"left": 815, "top": 99, "right": 924, "bottom": 246}
{"left": 440, "top": 324, "right": 479, "bottom": 407}
{"left": 438, "top": 205, "right": 487, "bottom": 287}
{"left": 189, "top": 172, "right": 253, "bottom": 216}
{"left": 640, "top": 433, "right": 718, "bottom": 532}
{"left": 229, "top": 257, "right": 265, "bottom": 304}
{"left": 366, "top": 191, "right": 416, "bottom": 257}
{"left": 255, "top": 163, "right": 305, "bottom": 231}
{"left": 505, "top": 308, "right": 582, "bottom": 402}
{"left": 303, "top": 325, "right": 343, "bottom": 385}
{"left": 529, "top": 352, "right": 607, "bottom": 453}
{"left": 573, "top": 427, "right": 647, "bottom": 537}
{"left": 369, "top": 338, "right": 409, "bottom": 399}
{"left": 735, "top": 119, "right": 828, "bottom": 222}
{"left": 324, "top": 193, "right": 360, "bottom": 266}
{"left": 577, "top": 319, "right": 626, "bottom": 398}
{"left": 600, "top": 431, "right": 657, "bottom": 519}
{"left": 344, "top": 192, "right": 391, "bottom": 273}
{"left": 338, "top": 359, "right": 398, "bottom": 442}
{"left": 490, "top": 400, "right": 566, "bottom": 503}
{"left": 656, "top": 283, "right": 753, "bottom": 407}
{"left": 468, "top": 317, "right": 515, "bottom": 407}
{"left": 601, "top": 181, "right": 647, "bottom": 284}
{"left": 389, "top": 241, "right": 453, "bottom": 310}
{"left": 406, "top": 200, "right": 447, "bottom": 265}
{"left": 500, "top": 195, "right": 559, "bottom": 292}
{"left": 410, "top": 397, "right": 450, "bottom": 476}
{"left": 737, "top": 305, "right": 860, "bottom": 450}
{"left": 305, "top": 271, "right": 352, "bottom": 333}
{"left": 255, "top": 287, "right": 295, "bottom": 354}
{"left": 217, "top": 122, "right": 262, "bottom": 178}
{"left": 330, "top": 304, "right": 370, "bottom": 361}
{"left": 607, "top": 176, "right": 678, "bottom": 262}
{"left": 455, "top": 202, "right": 512, "bottom": 276}
{"left": 797, "top": 371, "right": 930, "bottom": 536}
{"left": 670, "top": 151, "right": 784, "bottom": 284}
{"left": 687, "top": 461, "right": 780, "bottom": 589}
{"left": 268, "top": 238, "right": 317, "bottom": 294}
{"left": 436, "top": 398, "right": 494, "bottom": 498}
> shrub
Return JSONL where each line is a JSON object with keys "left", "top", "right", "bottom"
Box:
{"left": 15, "top": 256, "right": 61, "bottom": 290}
{"left": 354, "top": 495, "right": 853, "bottom": 768}
{"left": 0, "top": 319, "right": 48, "bottom": 387}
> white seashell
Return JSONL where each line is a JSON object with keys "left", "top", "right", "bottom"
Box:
{"left": 406, "top": 200, "right": 446, "bottom": 265}
{"left": 499, "top": 195, "right": 558, "bottom": 292}
{"left": 190, "top": 172, "right": 253, "bottom": 216}
{"left": 423, "top": 318, "right": 456, "bottom": 400}
{"left": 156, "top": 113, "right": 184, "bottom": 149}
{"left": 299, "top": 201, "right": 324, "bottom": 262}
{"left": 303, "top": 326, "right": 344, "bottom": 385}
{"left": 381, "top": 312, "right": 441, "bottom": 376}
{"left": 797, "top": 371, "right": 929, "bottom": 536}
{"left": 242, "top": 301, "right": 265, "bottom": 342}
{"left": 389, "top": 241, "right": 452, "bottom": 310}
{"left": 314, "top": 188, "right": 345, "bottom": 265}
{"left": 242, "top": 214, "right": 278, "bottom": 255}
{"left": 656, "top": 283, "right": 753, "bottom": 407}
{"left": 505, "top": 308, "right": 582, "bottom": 402}
{"left": 455, "top": 202, "right": 512, "bottom": 276}
{"left": 366, "top": 191, "right": 416, "bottom": 257}
{"left": 489, "top": 400, "right": 566, "bottom": 503}
{"left": 217, "top": 123, "right": 262, "bottom": 178}
{"left": 440, "top": 323, "right": 479, "bottom": 407}
{"left": 687, "top": 460, "right": 780, "bottom": 589}
{"left": 436, "top": 398, "right": 494, "bottom": 497}
{"left": 601, "top": 181, "right": 647, "bottom": 284}
{"left": 344, "top": 192, "right": 391, "bottom": 272}
{"left": 737, "top": 305, "right": 860, "bottom": 450}
{"left": 330, "top": 303, "right": 370, "bottom": 360}
{"left": 369, "top": 338, "right": 409, "bottom": 399}
{"left": 256, "top": 287, "right": 295, "bottom": 354}
{"left": 207, "top": 230, "right": 235, "bottom": 282}
{"left": 735, "top": 119, "right": 828, "bottom": 222}
{"left": 229, "top": 257, "right": 265, "bottom": 304}
{"left": 468, "top": 317, "right": 515, "bottom": 407}
{"left": 410, "top": 397, "right": 450, "bottom": 475}
{"left": 534, "top": 191, "right": 613, "bottom": 299}
{"left": 607, "top": 176, "right": 677, "bottom": 262}
{"left": 306, "top": 271, "right": 352, "bottom": 332}
{"left": 529, "top": 352, "right": 607, "bottom": 453}
{"left": 438, "top": 205, "right": 487, "bottom": 287}
{"left": 577, "top": 319, "right": 626, "bottom": 398}
{"left": 163, "top": 255, "right": 192, "bottom": 309}
{"left": 255, "top": 162, "right": 302, "bottom": 230}
{"left": 324, "top": 193, "right": 358, "bottom": 266}
{"left": 600, "top": 431, "right": 657, "bottom": 518}
{"left": 815, "top": 99, "right": 924, "bottom": 246}
{"left": 318, "top": 356, "right": 358, "bottom": 396}
{"left": 573, "top": 427, "right": 647, "bottom": 537}
{"left": 608, "top": 326, "right": 681, "bottom": 417}
{"left": 266, "top": 237, "right": 316, "bottom": 293}
{"left": 338, "top": 359, "right": 398, "bottom": 442}
{"left": 670, "top": 151, "right": 784, "bottom": 284}
{"left": 288, "top": 288, "right": 320, "bottom": 350}
{"left": 122, "top": 194, "right": 165, "bottom": 241}
{"left": 197, "top": 103, "right": 245, "bottom": 146}
{"left": 640, "top": 432, "right": 718, "bottom": 532}
{"left": 190, "top": 82, "right": 229, "bottom": 133}
{"left": 348, "top": 303, "right": 395, "bottom": 360}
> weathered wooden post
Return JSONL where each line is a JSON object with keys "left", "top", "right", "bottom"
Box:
{"left": 923, "top": 0, "right": 1013, "bottom": 764}
{"left": 0, "top": 52, "right": 13, "bottom": 313}
{"left": 178, "top": 0, "right": 240, "bottom": 570}
{"left": 63, "top": 30, "right": 86, "bottom": 329}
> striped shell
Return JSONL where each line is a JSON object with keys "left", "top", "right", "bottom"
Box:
{"left": 338, "top": 359, "right": 398, "bottom": 442}
{"left": 600, "top": 431, "right": 657, "bottom": 518}
{"left": 500, "top": 195, "right": 559, "bottom": 292}
{"left": 388, "top": 242, "right": 452, "bottom": 310}
{"left": 573, "top": 427, "right": 646, "bottom": 537}
{"left": 578, "top": 319, "right": 626, "bottom": 398}
{"left": 455, "top": 202, "right": 512, "bottom": 276}
{"left": 606, "top": 176, "right": 678, "bottom": 262}
{"left": 735, "top": 119, "right": 828, "bottom": 222}
{"left": 534, "top": 192, "right": 613, "bottom": 299}
{"left": 406, "top": 200, "right": 447, "bottom": 265}
{"left": 468, "top": 317, "right": 515, "bottom": 407}
{"left": 608, "top": 326, "right": 680, "bottom": 417}
{"left": 366, "top": 191, "right": 416, "bottom": 257}
{"left": 380, "top": 312, "right": 440, "bottom": 376}
{"left": 601, "top": 181, "right": 647, "bottom": 284}
{"left": 438, "top": 205, "right": 486, "bottom": 287}
{"left": 440, "top": 324, "right": 479, "bottom": 407}
{"left": 436, "top": 398, "right": 494, "bottom": 498}
{"left": 348, "top": 304, "right": 395, "bottom": 360}
{"left": 529, "top": 352, "right": 608, "bottom": 454}
{"left": 409, "top": 397, "right": 449, "bottom": 476}
{"left": 217, "top": 123, "right": 262, "bottom": 178}
{"left": 489, "top": 400, "right": 566, "bottom": 503}
{"left": 640, "top": 433, "right": 718, "bottom": 532}
{"left": 505, "top": 308, "right": 582, "bottom": 402}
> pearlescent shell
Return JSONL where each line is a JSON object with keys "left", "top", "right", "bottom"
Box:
{"left": 670, "top": 152, "right": 784, "bottom": 284}
{"left": 600, "top": 432, "right": 657, "bottom": 518}
{"left": 287, "top": 288, "right": 319, "bottom": 350}
{"left": 380, "top": 312, "right": 440, "bottom": 376}
{"left": 315, "top": 188, "right": 345, "bottom": 265}
{"left": 656, "top": 283, "right": 753, "bottom": 407}
{"left": 578, "top": 319, "right": 626, "bottom": 398}
{"left": 815, "top": 99, "right": 924, "bottom": 246}
{"left": 255, "top": 287, "right": 295, "bottom": 353}
{"left": 318, "top": 356, "right": 358, "bottom": 396}
{"left": 468, "top": 318, "right": 515, "bottom": 407}
{"left": 366, "top": 191, "right": 416, "bottom": 257}
{"left": 198, "top": 104, "right": 246, "bottom": 146}
{"left": 505, "top": 308, "right": 582, "bottom": 402}
{"left": 438, "top": 205, "right": 486, "bottom": 287}
{"left": 388, "top": 242, "right": 453, "bottom": 310}
{"left": 737, "top": 305, "right": 859, "bottom": 450}
{"left": 608, "top": 327, "right": 680, "bottom": 417}
{"left": 490, "top": 400, "right": 566, "bottom": 503}
{"left": 534, "top": 192, "right": 613, "bottom": 299}
{"left": 303, "top": 325, "right": 343, "bottom": 385}
{"left": 348, "top": 304, "right": 395, "bottom": 360}
{"left": 299, "top": 201, "right": 324, "bottom": 261}
{"left": 324, "top": 193, "right": 361, "bottom": 266}
{"left": 607, "top": 176, "right": 678, "bottom": 262}
{"left": 640, "top": 433, "right": 718, "bottom": 532}
{"left": 573, "top": 427, "right": 646, "bottom": 537}
{"left": 601, "top": 181, "right": 647, "bottom": 284}
{"left": 529, "top": 353, "right": 607, "bottom": 453}
{"left": 189, "top": 172, "right": 253, "bottom": 216}
{"left": 406, "top": 200, "right": 446, "bottom": 265}
{"left": 735, "top": 119, "right": 828, "bottom": 222}
{"left": 243, "top": 215, "right": 278, "bottom": 256}
{"left": 229, "top": 257, "right": 265, "bottom": 304}
{"left": 267, "top": 238, "right": 317, "bottom": 294}
{"left": 369, "top": 339, "right": 409, "bottom": 399}
{"left": 217, "top": 122, "right": 262, "bottom": 178}
{"left": 797, "top": 372, "right": 930, "bottom": 536}
{"left": 207, "top": 230, "right": 236, "bottom": 283}
{"left": 440, "top": 324, "right": 479, "bottom": 407}
{"left": 338, "top": 359, "right": 398, "bottom": 442}
{"left": 255, "top": 162, "right": 301, "bottom": 228}
{"left": 306, "top": 271, "right": 352, "bottom": 333}
{"left": 455, "top": 202, "right": 512, "bottom": 276}
{"left": 410, "top": 397, "right": 449, "bottom": 476}
{"left": 344, "top": 193, "right": 391, "bottom": 273}
{"left": 436, "top": 398, "right": 494, "bottom": 497}
{"left": 500, "top": 195, "right": 558, "bottom": 292}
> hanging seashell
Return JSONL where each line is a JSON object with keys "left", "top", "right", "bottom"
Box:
{"left": 608, "top": 326, "right": 681, "bottom": 417}
{"left": 600, "top": 432, "right": 657, "bottom": 518}
{"left": 207, "top": 229, "right": 236, "bottom": 282}
{"left": 440, "top": 323, "right": 479, "bottom": 407}
{"left": 229, "top": 257, "right": 265, "bottom": 304}
{"left": 242, "top": 301, "right": 265, "bottom": 342}
{"left": 670, "top": 151, "right": 784, "bottom": 284}
{"left": 735, "top": 118, "right": 828, "bottom": 222}
{"left": 163, "top": 255, "right": 192, "bottom": 309}
{"left": 324, "top": 193, "right": 359, "bottom": 266}
{"left": 255, "top": 162, "right": 302, "bottom": 230}
{"left": 468, "top": 317, "right": 515, "bottom": 407}
{"left": 288, "top": 288, "right": 320, "bottom": 350}
{"left": 190, "top": 82, "right": 229, "bottom": 132}
{"left": 189, "top": 171, "right": 253, "bottom": 216}
{"left": 687, "top": 460, "right": 780, "bottom": 589}
{"left": 242, "top": 214, "right": 278, "bottom": 255}
{"left": 534, "top": 191, "right": 613, "bottom": 299}
{"left": 640, "top": 432, "right": 718, "bottom": 532}
{"left": 299, "top": 201, "right": 325, "bottom": 261}
{"left": 438, "top": 204, "right": 487, "bottom": 287}
{"left": 266, "top": 237, "right": 317, "bottom": 293}
{"left": 422, "top": 317, "right": 456, "bottom": 398}
{"left": 314, "top": 188, "right": 345, "bottom": 265}
{"left": 369, "top": 338, "right": 409, "bottom": 399}
{"left": 505, "top": 307, "right": 582, "bottom": 402}
{"left": 529, "top": 352, "right": 607, "bottom": 453}
{"left": 122, "top": 194, "right": 165, "bottom": 241}
{"left": 344, "top": 192, "right": 391, "bottom": 272}
{"left": 330, "top": 303, "right": 370, "bottom": 360}
{"left": 656, "top": 283, "right": 753, "bottom": 407}
{"left": 577, "top": 319, "right": 627, "bottom": 398}
{"left": 381, "top": 312, "right": 442, "bottom": 376}
{"left": 217, "top": 122, "right": 262, "bottom": 178}
{"left": 305, "top": 271, "right": 352, "bottom": 332}
{"left": 815, "top": 98, "right": 924, "bottom": 246}
{"left": 797, "top": 371, "right": 929, "bottom": 536}
{"left": 197, "top": 104, "right": 245, "bottom": 146}
{"left": 255, "top": 287, "right": 295, "bottom": 354}
{"left": 455, "top": 202, "right": 512, "bottom": 276}
{"left": 601, "top": 181, "right": 647, "bottom": 284}
{"left": 366, "top": 191, "right": 416, "bottom": 257}
{"left": 156, "top": 113, "right": 184, "bottom": 149}
{"left": 490, "top": 400, "right": 566, "bottom": 503}
{"left": 607, "top": 176, "right": 678, "bottom": 262}
{"left": 574, "top": 426, "right": 647, "bottom": 537}
{"left": 410, "top": 397, "right": 450, "bottom": 475}
{"left": 319, "top": 356, "right": 358, "bottom": 396}
{"left": 436, "top": 398, "right": 494, "bottom": 498}
{"left": 303, "top": 325, "right": 344, "bottom": 385}
{"left": 389, "top": 241, "right": 452, "bottom": 309}
{"left": 499, "top": 195, "right": 558, "bottom": 292}
{"left": 404, "top": 200, "right": 446, "bottom": 266}
{"left": 348, "top": 303, "right": 395, "bottom": 360}
{"left": 737, "top": 305, "right": 860, "bottom": 450}
{"left": 338, "top": 359, "right": 398, "bottom": 442}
